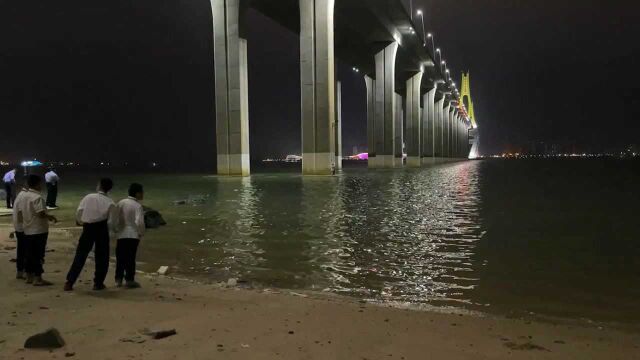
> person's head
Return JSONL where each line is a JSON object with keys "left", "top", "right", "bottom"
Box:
{"left": 27, "top": 175, "right": 42, "bottom": 191}
{"left": 128, "top": 183, "right": 144, "bottom": 200}
{"left": 97, "top": 178, "right": 114, "bottom": 193}
{"left": 47, "top": 167, "right": 55, "bottom": 173}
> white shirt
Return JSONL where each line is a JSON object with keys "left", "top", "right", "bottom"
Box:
{"left": 116, "top": 197, "right": 145, "bottom": 240}
{"left": 76, "top": 192, "right": 117, "bottom": 229}
{"left": 3, "top": 170, "right": 16, "bottom": 184}
{"left": 21, "top": 189, "right": 49, "bottom": 235}
{"left": 45, "top": 171, "right": 59, "bottom": 184}
{"left": 12, "top": 188, "right": 27, "bottom": 232}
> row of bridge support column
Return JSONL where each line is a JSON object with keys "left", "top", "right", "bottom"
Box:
{"left": 212, "top": 0, "right": 470, "bottom": 176}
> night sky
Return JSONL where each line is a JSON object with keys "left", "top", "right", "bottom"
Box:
{"left": 1, "top": 0, "right": 638, "bottom": 168}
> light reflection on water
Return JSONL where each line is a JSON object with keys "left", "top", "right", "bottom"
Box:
{"left": 184, "top": 162, "right": 484, "bottom": 308}
{"left": 162, "top": 159, "right": 640, "bottom": 327}
{"left": 27, "top": 159, "right": 639, "bottom": 326}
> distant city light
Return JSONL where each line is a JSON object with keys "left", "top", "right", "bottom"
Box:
{"left": 20, "top": 160, "right": 43, "bottom": 167}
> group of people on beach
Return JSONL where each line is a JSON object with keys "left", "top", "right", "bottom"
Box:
{"left": 10, "top": 173, "right": 147, "bottom": 291}
{"left": 4, "top": 167, "right": 59, "bottom": 209}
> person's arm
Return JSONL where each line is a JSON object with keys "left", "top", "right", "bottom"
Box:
{"left": 107, "top": 202, "right": 118, "bottom": 234}
{"left": 35, "top": 197, "right": 57, "bottom": 223}
{"left": 76, "top": 197, "right": 85, "bottom": 226}
{"left": 135, "top": 204, "right": 146, "bottom": 238}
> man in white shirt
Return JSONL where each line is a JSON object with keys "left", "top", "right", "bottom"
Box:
{"left": 12, "top": 182, "right": 28, "bottom": 279}
{"left": 45, "top": 168, "right": 60, "bottom": 209}
{"left": 3, "top": 168, "right": 17, "bottom": 209}
{"left": 21, "top": 175, "right": 58, "bottom": 286}
{"left": 115, "top": 183, "right": 145, "bottom": 288}
{"left": 64, "top": 178, "right": 117, "bottom": 291}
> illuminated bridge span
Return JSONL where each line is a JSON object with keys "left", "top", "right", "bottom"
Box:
{"left": 212, "top": 0, "right": 478, "bottom": 176}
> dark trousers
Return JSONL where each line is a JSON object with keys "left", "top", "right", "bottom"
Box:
{"left": 46, "top": 183, "right": 58, "bottom": 207}
{"left": 4, "top": 183, "right": 14, "bottom": 208}
{"left": 15, "top": 231, "right": 26, "bottom": 273}
{"left": 66, "top": 221, "right": 110, "bottom": 286}
{"left": 25, "top": 233, "right": 48, "bottom": 276}
{"left": 115, "top": 238, "right": 140, "bottom": 282}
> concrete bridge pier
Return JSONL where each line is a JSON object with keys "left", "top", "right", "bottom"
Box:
{"left": 458, "top": 114, "right": 463, "bottom": 157}
{"left": 405, "top": 72, "right": 423, "bottom": 167}
{"left": 365, "top": 75, "right": 376, "bottom": 167}
{"left": 452, "top": 111, "right": 457, "bottom": 158}
{"left": 370, "top": 42, "right": 399, "bottom": 168}
{"left": 442, "top": 101, "right": 450, "bottom": 158}
{"left": 449, "top": 107, "right": 455, "bottom": 157}
{"left": 394, "top": 93, "right": 404, "bottom": 168}
{"left": 212, "top": 0, "right": 251, "bottom": 176}
{"left": 335, "top": 81, "right": 342, "bottom": 170}
{"left": 300, "top": 0, "right": 336, "bottom": 175}
{"left": 421, "top": 87, "right": 436, "bottom": 164}
{"left": 434, "top": 97, "right": 444, "bottom": 158}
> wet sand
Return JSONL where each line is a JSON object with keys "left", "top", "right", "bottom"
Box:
{"left": 0, "top": 226, "right": 638, "bottom": 360}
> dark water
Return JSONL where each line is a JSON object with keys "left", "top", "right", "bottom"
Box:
{"left": 9, "top": 159, "right": 639, "bottom": 326}
{"left": 136, "top": 159, "right": 639, "bottom": 327}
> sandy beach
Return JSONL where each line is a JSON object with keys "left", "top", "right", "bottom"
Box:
{"left": 0, "top": 226, "right": 638, "bottom": 360}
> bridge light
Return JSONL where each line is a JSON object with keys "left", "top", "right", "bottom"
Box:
{"left": 441, "top": 60, "right": 445, "bottom": 65}
{"left": 436, "top": 48, "right": 440, "bottom": 52}
{"left": 417, "top": 10, "right": 422, "bottom": 15}
{"left": 446, "top": 69, "right": 450, "bottom": 73}
{"left": 427, "top": 33, "right": 432, "bottom": 38}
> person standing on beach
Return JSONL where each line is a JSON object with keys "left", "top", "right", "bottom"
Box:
{"left": 21, "top": 175, "right": 58, "bottom": 286}
{"left": 11, "top": 180, "right": 28, "bottom": 279}
{"left": 3, "top": 168, "right": 17, "bottom": 208}
{"left": 64, "top": 178, "right": 117, "bottom": 291}
{"left": 115, "top": 183, "right": 145, "bottom": 289}
{"left": 45, "top": 167, "right": 60, "bottom": 209}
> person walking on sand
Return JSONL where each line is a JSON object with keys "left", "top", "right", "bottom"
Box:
{"left": 115, "top": 183, "right": 145, "bottom": 289}
{"left": 21, "top": 175, "right": 58, "bottom": 286}
{"left": 64, "top": 178, "right": 117, "bottom": 291}
{"left": 3, "top": 168, "right": 17, "bottom": 208}
{"left": 12, "top": 181, "right": 28, "bottom": 279}
{"left": 45, "top": 167, "right": 60, "bottom": 209}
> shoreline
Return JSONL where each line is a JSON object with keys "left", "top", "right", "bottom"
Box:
{"left": 1, "top": 227, "right": 639, "bottom": 359}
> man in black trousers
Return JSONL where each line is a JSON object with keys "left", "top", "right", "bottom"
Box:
{"left": 12, "top": 180, "right": 28, "bottom": 279}
{"left": 21, "top": 175, "right": 57, "bottom": 286}
{"left": 45, "top": 167, "right": 60, "bottom": 209}
{"left": 115, "top": 183, "right": 145, "bottom": 288}
{"left": 64, "top": 178, "right": 116, "bottom": 291}
{"left": 3, "top": 168, "right": 17, "bottom": 209}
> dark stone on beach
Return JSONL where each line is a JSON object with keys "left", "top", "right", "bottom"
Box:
{"left": 9, "top": 258, "right": 17, "bottom": 263}
{"left": 554, "top": 340, "right": 566, "bottom": 344}
{"left": 24, "top": 328, "right": 65, "bottom": 349}
{"left": 65, "top": 352, "right": 76, "bottom": 357}
{"left": 143, "top": 207, "right": 167, "bottom": 229}
{"left": 148, "top": 329, "right": 177, "bottom": 340}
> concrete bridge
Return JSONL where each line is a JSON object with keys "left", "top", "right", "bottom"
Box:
{"left": 212, "top": 0, "right": 474, "bottom": 176}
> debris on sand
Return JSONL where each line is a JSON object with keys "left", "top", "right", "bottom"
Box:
{"left": 141, "top": 329, "right": 178, "bottom": 340}
{"left": 157, "top": 266, "right": 170, "bottom": 276}
{"left": 503, "top": 341, "right": 550, "bottom": 352}
{"left": 24, "top": 328, "right": 65, "bottom": 349}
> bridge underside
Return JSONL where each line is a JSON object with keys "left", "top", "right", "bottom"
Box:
{"left": 213, "top": 0, "right": 472, "bottom": 176}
